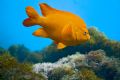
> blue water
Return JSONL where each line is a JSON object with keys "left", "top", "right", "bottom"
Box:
{"left": 0, "top": 0, "right": 119, "bottom": 51}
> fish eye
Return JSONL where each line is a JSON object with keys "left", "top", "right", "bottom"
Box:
{"left": 84, "top": 32, "right": 87, "bottom": 35}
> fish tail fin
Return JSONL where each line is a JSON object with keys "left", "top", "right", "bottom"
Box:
{"left": 23, "top": 6, "right": 45, "bottom": 27}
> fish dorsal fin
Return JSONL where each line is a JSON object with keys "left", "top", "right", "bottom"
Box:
{"left": 39, "top": 3, "right": 57, "bottom": 16}
{"left": 32, "top": 28, "right": 49, "bottom": 38}
{"left": 57, "top": 43, "right": 66, "bottom": 49}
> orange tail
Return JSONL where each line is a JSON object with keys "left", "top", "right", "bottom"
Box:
{"left": 23, "top": 6, "right": 42, "bottom": 27}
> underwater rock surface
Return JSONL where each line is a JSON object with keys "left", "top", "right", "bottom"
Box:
{"left": 33, "top": 50, "right": 119, "bottom": 80}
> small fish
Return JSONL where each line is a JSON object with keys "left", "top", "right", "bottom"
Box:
{"left": 23, "top": 3, "right": 90, "bottom": 49}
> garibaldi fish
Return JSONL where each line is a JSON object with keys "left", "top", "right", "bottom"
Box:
{"left": 23, "top": 3, "right": 90, "bottom": 49}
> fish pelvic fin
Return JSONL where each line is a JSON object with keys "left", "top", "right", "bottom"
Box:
{"left": 32, "top": 28, "right": 49, "bottom": 38}
{"left": 39, "top": 3, "right": 56, "bottom": 16}
{"left": 23, "top": 6, "right": 46, "bottom": 27}
{"left": 57, "top": 43, "right": 66, "bottom": 49}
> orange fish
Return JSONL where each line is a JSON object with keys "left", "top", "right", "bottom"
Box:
{"left": 23, "top": 3, "right": 90, "bottom": 49}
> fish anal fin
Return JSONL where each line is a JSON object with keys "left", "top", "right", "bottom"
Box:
{"left": 57, "top": 43, "right": 66, "bottom": 49}
{"left": 32, "top": 28, "right": 48, "bottom": 38}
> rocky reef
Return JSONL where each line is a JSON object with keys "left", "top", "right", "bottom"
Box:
{"left": 0, "top": 27, "right": 120, "bottom": 80}
{"left": 33, "top": 50, "right": 119, "bottom": 80}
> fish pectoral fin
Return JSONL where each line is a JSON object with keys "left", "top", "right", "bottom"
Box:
{"left": 32, "top": 28, "right": 49, "bottom": 38}
{"left": 62, "top": 24, "right": 73, "bottom": 40}
{"left": 57, "top": 43, "right": 66, "bottom": 49}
